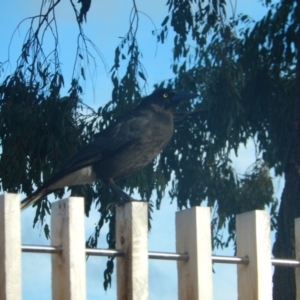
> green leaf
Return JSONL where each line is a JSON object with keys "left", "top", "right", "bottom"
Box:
{"left": 161, "top": 15, "right": 169, "bottom": 27}
{"left": 138, "top": 71, "right": 146, "bottom": 81}
{"left": 44, "top": 224, "right": 50, "bottom": 240}
{"left": 81, "top": 67, "right": 85, "bottom": 80}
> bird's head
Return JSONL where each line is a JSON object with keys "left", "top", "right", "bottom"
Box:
{"left": 139, "top": 89, "right": 198, "bottom": 112}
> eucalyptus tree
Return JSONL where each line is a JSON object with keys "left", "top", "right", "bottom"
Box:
{"left": 0, "top": 0, "right": 298, "bottom": 297}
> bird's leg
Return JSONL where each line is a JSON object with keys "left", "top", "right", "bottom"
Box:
{"left": 104, "top": 179, "right": 134, "bottom": 205}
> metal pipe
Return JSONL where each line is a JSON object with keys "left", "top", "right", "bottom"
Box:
{"left": 212, "top": 255, "right": 249, "bottom": 265}
{"left": 148, "top": 251, "right": 189, "bottom": 261}
{"left": 21, "top": 245, "right": 300, "bottom": 268}
{"left": 86, "top": 248, "right": 125, "bottom": 257}
{"left": 22, "top": 245, "right": 62, "bottom": 254}
{"left": 22, "top": 245, "right": 125, "bottom": 257}
{"left": 271, "top": 258, "right": 300, "bottom": 267}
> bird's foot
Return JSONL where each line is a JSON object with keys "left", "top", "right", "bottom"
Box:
{"left": 128, "top": 197, "right": 146, "bottom": 203}
{"left": 106, "top": 196, "right": 144, "bottom": 210}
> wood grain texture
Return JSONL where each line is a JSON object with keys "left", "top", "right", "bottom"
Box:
{"left": 116, "top": 201, "right": 149, "bottom": 300}
{"left": 176, "top": 207, "right": 213, "bottom": 300}
{"left": 51, "top": 197, "right": 86, "bottom": 300}
{"left": 0, "top": 193, "right": 22, "bottom": 300}
{"left": 236, "top": 210, "right": 272, "bottom": 300}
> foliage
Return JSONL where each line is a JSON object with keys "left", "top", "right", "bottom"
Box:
{"left": 0, "top": 0, "right": 298, "bottom": 294}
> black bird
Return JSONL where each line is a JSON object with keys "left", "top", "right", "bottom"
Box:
{"left": 21, "top": 89, "right": 198, "bottom": 210}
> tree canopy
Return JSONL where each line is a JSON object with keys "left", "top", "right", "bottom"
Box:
{"left": 0, "top": 0, "right": 299, "bottom": 297}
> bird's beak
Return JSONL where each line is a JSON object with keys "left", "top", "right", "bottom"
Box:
{"left": 168, "top": 91, "right": 199, "bottom": 108}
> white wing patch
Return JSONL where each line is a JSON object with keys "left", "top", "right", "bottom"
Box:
{"left": 49, "top": 166, "right": 96, "bottom": 190}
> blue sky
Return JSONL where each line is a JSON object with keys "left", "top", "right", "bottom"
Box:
{"left": 0, "top": 1, "right": 282, "bottom": 299}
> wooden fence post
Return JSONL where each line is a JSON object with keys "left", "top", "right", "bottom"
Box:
{"left": 0, "top": 194, "right": 22, "bottom": 300}
{"left": 116, "top": 201, "right": 149, "bottom": 300}
{"left": 51, "top": 197, "right": 86, "bottom": 300}
{"left": 236, "top": 210, "right": 272, "bottom": 300}
{"left": 176, "top": 207, "right": 213, "bottom": 300}
{"left": 295, "top": 217, "right": 300, "bottom": 300}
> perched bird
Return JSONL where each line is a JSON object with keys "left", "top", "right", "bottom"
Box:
{"left": 21, "top": 89, "right": 198, "bottom": 210}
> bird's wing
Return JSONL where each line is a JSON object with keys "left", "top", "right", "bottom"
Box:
{"left": 40, "top": 115, "right": 151, "bottom": 185}
{"left": 21, "top": 114, "right": 151, "bottom": 210}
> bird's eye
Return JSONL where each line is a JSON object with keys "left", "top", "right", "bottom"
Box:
{"left": 163, "top": 93, "right": 168, "bottom": 98}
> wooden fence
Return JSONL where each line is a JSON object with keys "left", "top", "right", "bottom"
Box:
{"left": 1, "top": 193, "right": 300, "bottom": 300}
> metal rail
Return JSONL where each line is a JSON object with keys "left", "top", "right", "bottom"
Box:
{"left": 272, "top": 258, "right": 300, "bottom": 267}
{"left": 148, "top": 251, "right": 188, "bottom": 261}
{"left": 22, "top": 245, "right": 62, "bottom": 254}
{"left": 212, "top": 255, "right": 249, "bottom": 265}
{"left": 21, "top": 244, "right": 300, "bottom": 267}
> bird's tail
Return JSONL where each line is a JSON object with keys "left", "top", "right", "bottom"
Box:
{"left": 21, "top": 188, "right": 51, "bottom": 211}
